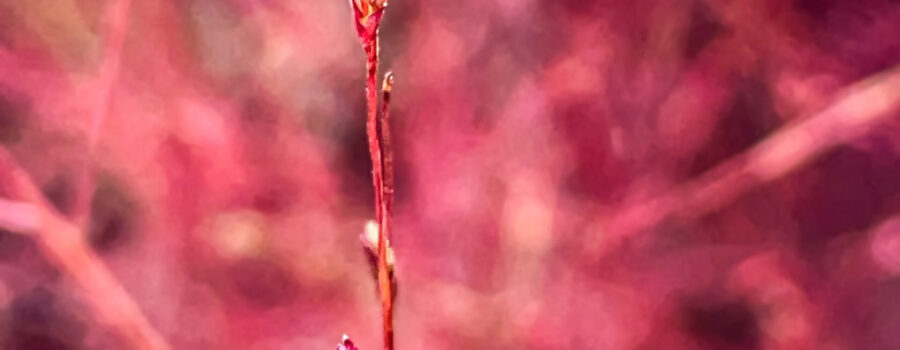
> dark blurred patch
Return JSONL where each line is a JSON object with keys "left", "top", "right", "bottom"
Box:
{"left": 251, "top": 186, "right": 291, "bottom": 214}
{"left": 0, "top": 229, "right": 60, "bottom": 289}
{"left": 689, "top": 75, "right": 779, "bottom": 176}
{"left": 41, "top": 170, "right": 139, "bottom": 253}
{"left": 377, "top": 0, "right": 415, "bottom": 65}
{"left": 9, "top": 333, "right": 71, "bottom": 350}
{"left": 0, "top": 91, "right": 29, "bottom": 145}
{"left": 335, "top": 105, "right": 376, "bottom": 208}
{"left": 556, "top": 102, "right": 625, "bottom": 202}
{"left": 554, "top": 0, "right": 599, "bottom": 15}
{"left": 42, "top": 174, "right": 76, "bottom": 214}
{"left": 684, "top": 2, "right": 722, "bottom": 60}
{"left": 680, "top": 294, "right": 760, "bottom": 350}
{"left": 88, "top": 173, "right": 138, "bottom": 253}
{"left": 3, "top": 287, "right": 86, "bottom": 350}
{"left": 793, "top": 0, "right": 837, "bottom": 20}
{"left": 797, "top": 0, "right": 900, "bottom": 79}
{"left": 239, "top": 94, "right": 280, "bottom": 135}
{"left": 228, "top": 258, "right": 299, "bottom": 310}
{"left": 386, "top": 105, "right": 412, "bottom": 206}
{"left": 239, "top": 93, "right": 306, "bottom": 214}
{"left": 0, "top": 229, "right": 34, "bottom": 263}
{"left": 794, "top": 145, "right": 900, "bottom": 257}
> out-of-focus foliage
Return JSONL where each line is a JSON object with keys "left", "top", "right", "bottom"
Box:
{"left": 0, "top": 0, "right": 899, "bottom": 349}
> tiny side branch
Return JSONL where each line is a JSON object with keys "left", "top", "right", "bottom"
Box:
{"left": 377, "top": 71, "right": 396, "bottom": 350}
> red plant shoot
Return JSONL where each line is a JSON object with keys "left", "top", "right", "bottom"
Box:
{"left": 349, "top": 1, "right": 395, "bottom": 350}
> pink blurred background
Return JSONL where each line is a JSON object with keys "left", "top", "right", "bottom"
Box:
{"left": 1, "top": 0, "right": 900, "bottom": 349}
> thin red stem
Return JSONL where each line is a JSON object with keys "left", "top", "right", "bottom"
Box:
{"left": 378, "top": 71, "right": 395, "bottom": 350}
{"left": 365, "top": 38, "right": 384, "bottom": 227}
{"left": 364, "top": 34, "right": 394, "bottom": 350}
{"left": 380, "top": 72, "right": 394, "bottom": 219}
{"left": 351, "top": 2, "right": 395, "bottom": 347}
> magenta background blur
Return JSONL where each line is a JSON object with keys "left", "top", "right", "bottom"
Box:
{"left": 1, "top": 0, "right": 900, "bottom": 349}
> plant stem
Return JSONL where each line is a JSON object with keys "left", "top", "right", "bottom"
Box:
{"left": 378, "top": 71, "right": 395, "bottom": 350}
{"left": 365, "top": 38, "right": 384, "bottom": 228}
{"left": 380, "top": 72, "right": 394, "bottom": 221}
{"left": 364, "top": 33, "right": 394, "bottom": 350}
{"left": 350, "top": 2, "right": 394, "bottom": 347}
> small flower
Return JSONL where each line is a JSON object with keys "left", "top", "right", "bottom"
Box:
{"left": 337, "top": 334, "right": 359, "bottom": 350}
